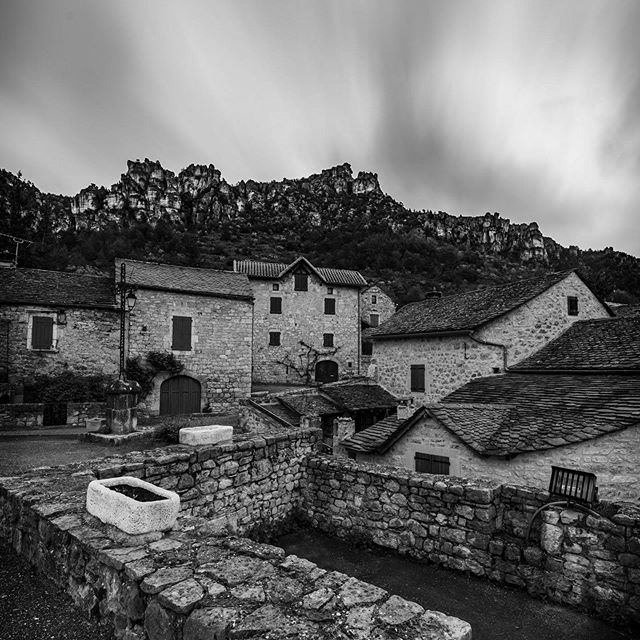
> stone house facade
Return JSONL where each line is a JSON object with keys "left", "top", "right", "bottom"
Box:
{"left": 360, "top": 283, "right": 396, "bottom": 372}
{"left": 234, "top": 257, "right": 367, "bottom": 385}
{"left": 119, "top": 259, "right": 253, "bottom": 415}
{"left": 0, "top": 267, "right": 119, "bottom": 392}
{"left": 371, "top": 270, "right": 611, "bottom": 404}
{"left": 344, "top": 316, "right": 640, "bottom": 501}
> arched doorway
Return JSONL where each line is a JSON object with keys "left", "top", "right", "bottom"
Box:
{"left": 159, "top": 375, "right": 201, "bottom": 415}
{"left": 315, "top": 360, "right": 339, "bottom": 384}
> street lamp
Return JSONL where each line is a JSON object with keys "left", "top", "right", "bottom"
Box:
{"left": 118, "top": 263, "right": 137, "bottom": 380}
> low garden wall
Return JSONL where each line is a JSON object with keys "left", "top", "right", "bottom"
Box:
{"left": 0, "top": 401, "right": 105, "bottom": 429}
{"left": 301, "top": 456, "right": 640, "bottom": 627}
{"left": 0, "top": 428, "right": 471, "bottom": 640}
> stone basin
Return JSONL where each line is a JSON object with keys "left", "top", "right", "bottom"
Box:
{"left": 179, "top": 424, "right": 233, "bottom": 446}
{"left": 86, "top": 476, "right": 180, "bottom": 535}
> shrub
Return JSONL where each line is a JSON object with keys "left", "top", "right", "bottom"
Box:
{"left": 24, "top": 372, "right": 111, "bottom": 403}
{"left": 126, "top": 351, "right": 184, "bottom": 399}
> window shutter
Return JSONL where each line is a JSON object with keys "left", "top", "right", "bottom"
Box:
{"left": 32, "top": 316, "right": 54, "bottom": 349}
{"left": 567, "top": 296, "right": 578, "bottom": 316}
{"left": 362, "top": 341, "right": 373, "bottom": 356}
{"left": 410, "top": 364, "right": 425, "bottom": 392}
{"left": 294, "top": 274, "right": 308, "bottom": 291}
{"left": 269, "top": 331, "right": 281, "bottom": 346}
{"left": 324, "top": 298, "right": 336, "bottom": 315}
{"left": 415, "top": 453, "right": 450, "bottom": 475}
{"left": 370, "top": 313, "right": 379, "bottom": 327}
{"left": 270, "top": 297, "right": 282, "bottom": 314}
{"left": 323, "top": 333, "right": 334, "bottom": 347}
{"left": 172, "top": 316, "right": 192, "bottom": 350}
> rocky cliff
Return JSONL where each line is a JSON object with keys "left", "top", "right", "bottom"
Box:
{"left": 1, "top": 159, "right": 639, "bottom": 303}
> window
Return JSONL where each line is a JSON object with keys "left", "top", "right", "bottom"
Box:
{"left": 327, "top": 287, "right": 334, "bottom": 294}
{"left": 272, "top": 283, "right": 280, "bottom": 291}
{"left": 369, "top": 313, "right": 379, "bottom": 327}
{"left": 172, "top": 316, "right": 192, "bottom": 350}
{"left": 270, "top": 297, "right": 282, "bottom": 314}
{"left": 567, "top": 296, "right": 578, "bottom": 316}
{"left": 269, "top": 331, "right": 281, "bottom": 346}
{"left": 371, "top": 294, "right": 377, "bottom": 304}
{"left": 31, "top": 316, "right": 54, "bottom": 350}
{"left": 415, "top": 452, "right": 450, "bottom": 475}
{"left": 324, "top": 298, "right": 336, "bottom": 315}
{"left": 410, "top": 364, "right": 426, "bottom": 392}
{"left": 294, "top": 274, "right": 308, "bottom": 291}
{"left": 362, "top": 341, "right": 373, "bottom": 356}
{"left": 323, "top": 333, "right": 334, "bottom": 347}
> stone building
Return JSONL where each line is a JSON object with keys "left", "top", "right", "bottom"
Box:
{"left": 371, "top": 270, "right": 611, "bottom": 404}
{"left": 0, "top": 267, "right": 119, "bottom": 393}
{"left": 360, "top": 283, "right": 396, "bottom": 372}
{"left": 118, "top": 259, "right": 253, "bottom": 415}
{"left": 343, "top": 315, "right": 640, "bottom": 501}
{"left": 234, "top": 257, "right": 367, "bottom": 385}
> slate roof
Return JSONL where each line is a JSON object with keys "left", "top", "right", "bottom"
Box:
{"left": 440, "top": 374, "right": 640, "bottom": 455}
{"left": 117, "top": 259, "right": 253, "bottom": 300}
{"left": 321, "top": 381, "right": 398, "bottom": 411}
{"left": 512, "top": 316, "right": 640, "bottom": 371}
{"left": 234, "top": 257, "right": 367, "bottom": 288}
{"left": 341, "top": 414, "right": 404, "bottom": 453}
{"left": 279, "top": 393, "right": 342, "bottom": 417}
{"left": 612, "top": 303, "right": 640, "bottom": 318}
{"left": 371, "top": 270, "right": 605, "bottom": 338}
{"left": 0, "top": 268, "right": 116, "bottom": 310}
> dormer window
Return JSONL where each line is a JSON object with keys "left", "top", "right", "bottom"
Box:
{"left": 294, "top": 274, "right": 308, "bottom": 291}
{"left": 567, "top": 296, "right": 578, "bottom": 316}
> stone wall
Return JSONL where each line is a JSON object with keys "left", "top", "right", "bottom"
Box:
{"left": 0, "top": 401, "right": 106, "bottom": 429}
{"left": 373, "top": 272, "right": 610, "bottom": 403}
{"left": 128, "top": 289, "right": 252, "bottom": 414}
{"left": 0, "top": 428, "right": 471, "bottom": 640}
{"left": 0, "top": 304, "right": 119, "bottom": 385}
{"left": 360, "top": 285, "right": 396, "bottom": 371}
{"left": 301, "top": 455, "right": 640, "bottom": 627}
{"left": 355, "top": 416, "right": 640, "bottom": 502}
{"left": 249, "top": 274, "right": 360, "bottom": 384}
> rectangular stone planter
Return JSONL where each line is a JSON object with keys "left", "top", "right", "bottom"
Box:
{"left": 86, "top": 476, "right": 180, "bottom": 535}
{"left": 179, "top": 424, "right": 233, "bottom": 446}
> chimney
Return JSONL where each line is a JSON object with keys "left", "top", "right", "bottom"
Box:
{"left": 397, "top": 398, "right": 418, "bottom": 421}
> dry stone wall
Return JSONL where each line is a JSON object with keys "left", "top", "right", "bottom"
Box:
{"left": 0, "top": 429, "right": 471, "bottom": 640}
{"left": 301, "top": 455, "right": 640, "bottom": 627}
{"left": 0, "top": 401, "right": 105, "bottom": 429}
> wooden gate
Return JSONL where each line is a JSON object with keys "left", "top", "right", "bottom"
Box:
{"left": 159, "top": 375, "right": 201, "bottom": 416}
{"left": 315, "top": 360, "right": 339, "bottom": 384}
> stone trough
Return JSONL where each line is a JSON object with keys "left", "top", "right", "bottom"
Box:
{"left": 178, "top": 424, "right": 233, "bottom": 446}
{"left": 86, "top": 475, "right": 180, "bottom": 535}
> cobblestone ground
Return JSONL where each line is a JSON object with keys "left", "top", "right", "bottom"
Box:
{"left": 277, "top": 528, "right": 635, "bottom": 640}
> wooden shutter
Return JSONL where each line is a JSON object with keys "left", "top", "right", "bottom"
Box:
{"left": 270, "top": 297, "right": 282, "bottom": 314}
{"left": 32, "top": 316, "right": 54, "bottom": 349}
{"left": 370, "top": 313, "right": 379, "bottom": 327}
{"left": 362, "top": 341, "right": 373, "bottom": 356}
{"left": 324, "top": 298, "right": 336, "bottom": 315}
{"left": 410, "top": 364, "right": 425, "bottom": 392}
{"left": 415, "top": 453, "right": 450, "bottom": 475}
{"left": 567, "top": 296, "right": 578, "bottom": 316}
{"left": 323, "top": 333, "right": 334, "bottom": 347}
{"left": 172, "top": 316, "right": 192, "bottom": 350}
{"left": 294, "top": 274, "right": 308, "bottom": 291}
{"left": 269, "top": 331, "right": 281, "bottom": 346}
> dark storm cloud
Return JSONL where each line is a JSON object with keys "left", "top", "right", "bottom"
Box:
{"left": 0, "top": 0, "right": 638, "bottom": 254}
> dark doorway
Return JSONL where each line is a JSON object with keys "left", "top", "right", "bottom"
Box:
{"left": 159, "top": 375, "right": 201, "bottom": 415}
{"left": 315, "top": 360, "right": 339, "bottom": 383}
{"left": 42, "top": 402, "right": 67, "bottom": 426}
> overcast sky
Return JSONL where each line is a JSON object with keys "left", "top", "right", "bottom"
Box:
{"left": 1, "top": 0, "right": 639, "bottom": 256}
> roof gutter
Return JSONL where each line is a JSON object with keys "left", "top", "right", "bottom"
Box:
{"left": 467, "top": 333, "right": 509, "bottom": 371}
{"left": 371, "top": 329, "right": 473, "bottom": 341}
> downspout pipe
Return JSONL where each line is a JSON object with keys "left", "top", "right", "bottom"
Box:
{"left": 467, "top": 333, "right": 509, "bottom": 372}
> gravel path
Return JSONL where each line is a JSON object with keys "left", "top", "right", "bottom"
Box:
{"left": 0, "top": 541, "right": 112, "bottom": 640}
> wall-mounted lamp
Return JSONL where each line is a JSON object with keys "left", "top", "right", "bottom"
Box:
{"left": 125, "top": 289, "right": 137, "bottom": 312}
{"left": 56, "top": 309, "right": 67, "bottom": 324}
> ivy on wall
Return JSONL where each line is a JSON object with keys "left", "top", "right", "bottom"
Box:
{"left": 125, "top": 351, "right": 184, "bottom": 399}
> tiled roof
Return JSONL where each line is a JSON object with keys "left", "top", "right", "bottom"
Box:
{"left": 612, "top": 303, "right": 640, "bottom": 318}
{"left": 0, "top": 268, "right": 116, "bottom": 309}
{"left": 512, "top": 317, "right": 640, "bottom": 371}
{"left": 234, "top": 257, "right": 367, "bottom": 287}
{"left": 439, "top": 373, "right": 640, "bottom": 455}
{"left": 341, "top": 414, "right": 403, "bottom": 453}
{"left": 372, "top": 270, "right": 590, "bottom": 338}
{"left": 321, "top": 381, "right": 398, "bottom": 411}
{"left": 279, "top": 393, "right": 342, "bottom": 417}
{"left": 117, "top": 259, "right": 253, "bottom": 300}
{"left": 249, "top": 400, "right": 301, "bottom": 427}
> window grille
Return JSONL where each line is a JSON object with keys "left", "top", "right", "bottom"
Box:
{"left": 548, "top": 466, "right": 597, "bottom": 505}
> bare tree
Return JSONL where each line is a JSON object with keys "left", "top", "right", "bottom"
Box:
{"left": 276, "top": 340, "right": 340, "bottom": 384}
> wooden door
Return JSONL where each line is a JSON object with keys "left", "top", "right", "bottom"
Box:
{"left": 315, "top": 360, "right": 339, "bottom": 384}
{"left": 159, "top": 375, "right": 201, "bottom": 415}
